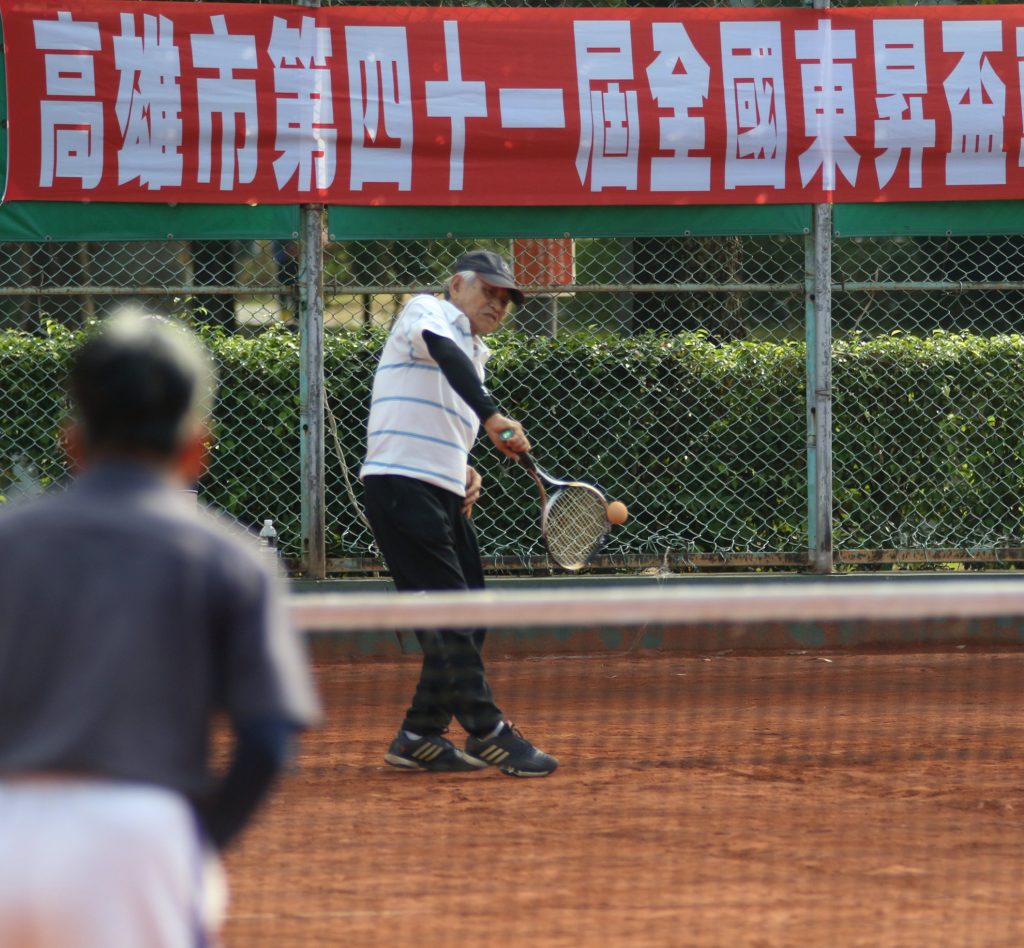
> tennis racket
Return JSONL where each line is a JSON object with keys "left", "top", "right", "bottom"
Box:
{"left": 501, "top": 430, "right": 611, "bottom": 571}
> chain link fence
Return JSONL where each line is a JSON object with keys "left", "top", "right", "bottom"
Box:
{"left": 3, "top": 0, "right": 1024, "bottom": 573}
{"left": 5, "top": 224, "right": 1024, "bottom": 572}
{"left": 0, "top": 236, "right": 304, "bottom": 547}
{"left": 831, "top": 226, "right": 1024, "bottom": 568}
{"left": 319, "top": 234, "right": 810, "bottom": 572}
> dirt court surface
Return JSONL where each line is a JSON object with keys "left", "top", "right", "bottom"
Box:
{"left": 224, "top": 650, "right": 1024, "bottom": 947}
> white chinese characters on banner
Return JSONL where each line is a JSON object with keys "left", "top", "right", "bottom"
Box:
{"left": 796, "top": 20, "right": 859, "bottom": 190}
{"left": 19, "top": 7, "right": 1024, "bottom": 204}
{"left": 873, "top": 20, "right": 934, "bottom": 190}
{"left": 425, "top": 22, "right": 487, "bottom": 192}
{"left": 192, "top": 15, "right": 258, "bottom": 191}
{"left": 268, "top": 16, "right": 336, "bottom": 191}
{"left": 720, "top": 22, "right": 787, "bottom": 190}
{"left": 114, "top": 13, "right": 183, "bottom": 190}
{"left": 35, "top": 12, "right": 104, "bottom": 189}
{"left": 944, "top": 21, "right": 1005, "bottom": 187}
{"left": 499, "top": 88, "right": 566, "bottom": 130}
{"left": 346, "top": 26, "right": 413, "bottom": 191}
{"left": 574, "top": 21, "right": 640, "bottom": 192}
{"left": 646, "top": 23, "right": 710, "bottom": 193}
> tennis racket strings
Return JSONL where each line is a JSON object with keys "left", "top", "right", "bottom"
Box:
{"left": 544, "top": 486, "right": 610, "bottom": 570}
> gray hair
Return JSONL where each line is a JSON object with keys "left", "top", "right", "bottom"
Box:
{"left": 443, "top": 270, "right": 479, "bottom": 301}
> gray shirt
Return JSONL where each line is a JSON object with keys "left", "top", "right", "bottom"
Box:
{"left": 0, "top": 462, "right": 320, "bottom": 795}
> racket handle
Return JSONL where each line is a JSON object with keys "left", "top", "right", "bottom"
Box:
{"left": 498, "top": 428, "right": 534, "bottom": 468}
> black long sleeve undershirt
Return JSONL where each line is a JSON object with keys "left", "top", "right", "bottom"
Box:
{"left": 423, "top": 330, "right": 499, "bottom": 422}
{"left": 195, "top": 719, "right": 297, "bottom": 850}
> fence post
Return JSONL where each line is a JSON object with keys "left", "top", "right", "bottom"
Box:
{"left": 299, "top": 204, "right": 326, "bottom": 579}
{"left": 807, "top": 203, "right": 834, "bottom": 574}
{"left": 296, "top": 0, "right": 326, "bottom": 579}
{"left": 809, "top": 0, "right": 835, "bottom": 574}
{"left": 804, "top": 218, "right": 816, "bottom": 566}
{"left": 802, "top": 216, "right": 835, "bottom": 573}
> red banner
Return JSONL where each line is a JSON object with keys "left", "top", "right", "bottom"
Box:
{"left": 3, "top": 1, "right": 1024, "bottom": 205}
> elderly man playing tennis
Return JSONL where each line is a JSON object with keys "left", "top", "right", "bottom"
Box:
{"left": 361, "top": 249, "right": 558, "bottom": 777}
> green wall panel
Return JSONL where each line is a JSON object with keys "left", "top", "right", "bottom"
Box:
{"left": 835, "top": 202, "right": 1024, "bottom": 238}
{"left": 329, "top": 204, "right": 813, "bottom": 240}
{"left": 0, "top": 201, "right": 300, "bottom": 242}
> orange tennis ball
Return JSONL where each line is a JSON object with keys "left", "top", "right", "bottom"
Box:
{"left": 606, "top": 500, "right": 629, "bottom": 525}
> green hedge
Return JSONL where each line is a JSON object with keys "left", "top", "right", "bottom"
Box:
{"left": 477, "top": 330, "right": 807, "bottom": 556}
{"left": 0, "top": 326, "right": 75, "bottom": 498}
{"left": 3, "top": 324, "right": 1024, "bottom": 561}
{"left": 832, "top": 331, "right": 1024, "bottom": 548}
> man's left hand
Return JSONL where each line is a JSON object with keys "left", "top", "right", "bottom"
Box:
{"left": 463, "top": 466, "right": 482, "bottom": 517}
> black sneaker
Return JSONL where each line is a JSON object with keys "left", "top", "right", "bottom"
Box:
{"left": 384, "top": 730, "right": 486, "bottom": 773}
{"left": 465, "top": 722, "right": 559, "bottom": 777}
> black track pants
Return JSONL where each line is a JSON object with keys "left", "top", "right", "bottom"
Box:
{"left": 362, "top": 475, "right": 504, "bottom": 738}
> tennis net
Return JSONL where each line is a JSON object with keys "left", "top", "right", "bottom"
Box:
{"left": 223, "top": 576, "right": 1024, "bottom": 948}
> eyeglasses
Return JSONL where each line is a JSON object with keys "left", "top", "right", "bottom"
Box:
{"left": 478, "top": 283, "right": 511, "bottom": 308}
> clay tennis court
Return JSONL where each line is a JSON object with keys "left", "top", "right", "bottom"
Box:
{"left": 223, "top": 646, "right": 1024, "bottom": 947}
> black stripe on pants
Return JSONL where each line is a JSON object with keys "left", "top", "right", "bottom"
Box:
{"left": 362, "top": 475, "right": 504, "bottom": 738}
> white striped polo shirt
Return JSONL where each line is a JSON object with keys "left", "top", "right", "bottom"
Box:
{"left": 360, "top": 294, "right": 491, "bottom": 496}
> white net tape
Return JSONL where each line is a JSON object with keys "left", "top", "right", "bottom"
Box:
{"left": 289, "top": 579, "right": 1024, "bottom": 632}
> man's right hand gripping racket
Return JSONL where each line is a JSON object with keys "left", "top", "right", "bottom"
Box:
{"left": 501, "top": 430, "right": 628, "bottom": 571}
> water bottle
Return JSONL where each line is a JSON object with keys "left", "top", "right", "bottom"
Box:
{"left": 258, "top": 519, "right": 278, "bottom": 553}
